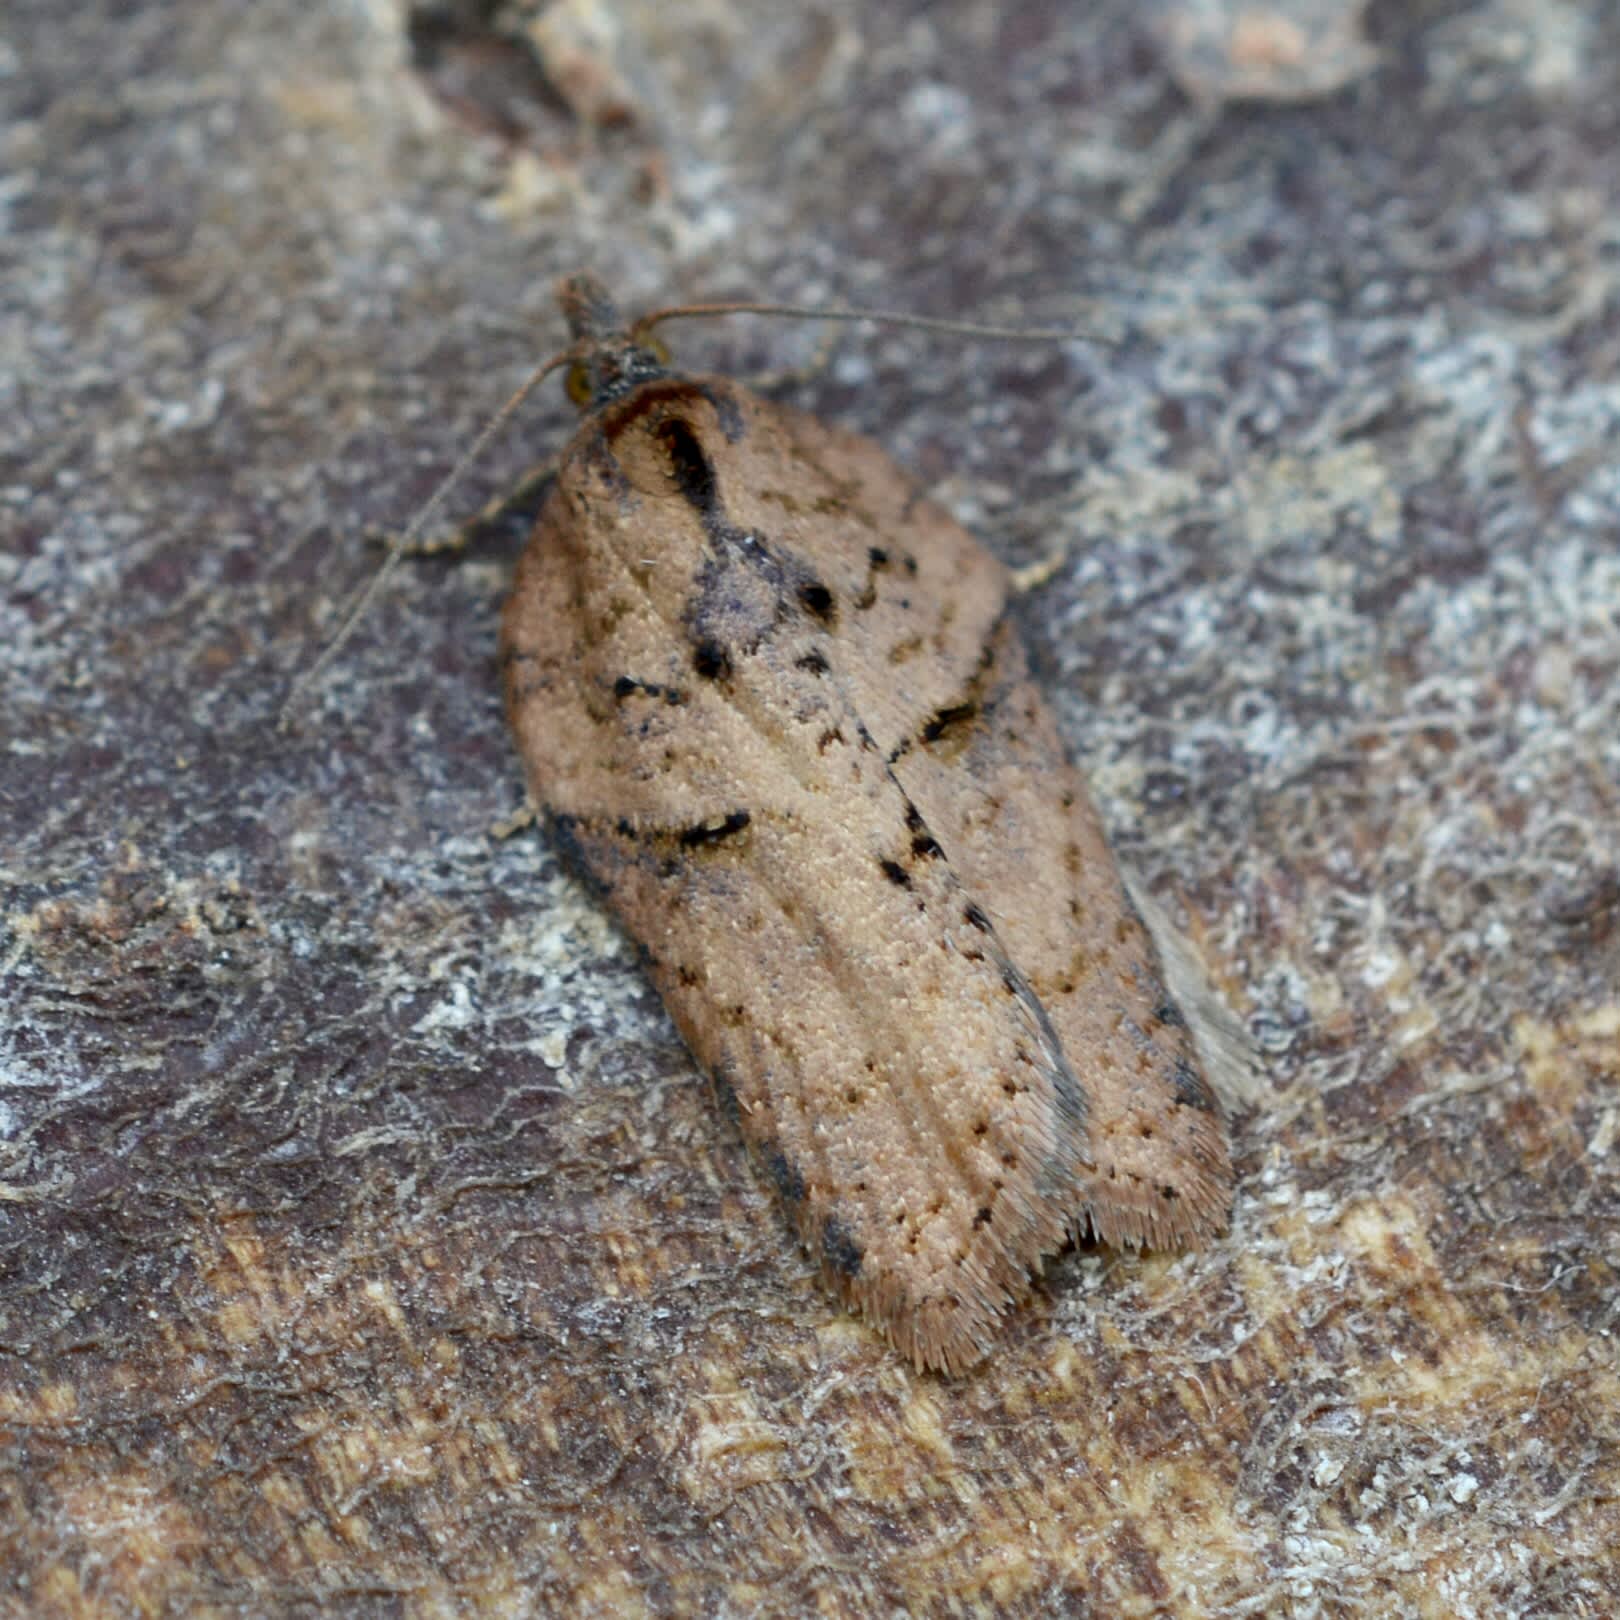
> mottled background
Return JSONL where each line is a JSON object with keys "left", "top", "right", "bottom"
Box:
{"left": 3, "top": 1, "right": 1618, "bottom": 1615}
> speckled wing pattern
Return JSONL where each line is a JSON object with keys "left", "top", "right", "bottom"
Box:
{"left": 501, "top": 353, "right": 1232, "bottom": 1373}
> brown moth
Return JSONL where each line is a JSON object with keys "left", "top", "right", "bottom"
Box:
{"left": 499, "top": 274, "right": 1233, "bottom": 1373}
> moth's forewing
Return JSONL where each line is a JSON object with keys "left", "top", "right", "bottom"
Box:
{"left": 501, "top": 367, "right": 1232, "bottom": 1372}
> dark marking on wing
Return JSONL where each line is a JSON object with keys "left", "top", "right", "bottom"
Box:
{"left": 706, "top": 383, "right": 747, "bottom": 443}
{"left": 821, "top": 1216, "right": 864, "bottom": 1280}
{"left": 693, "top": 637, "right": 732, "bottom": 679}
{"left": 765, "top": 1149, "right": 806, "bottom": 1207}
{"left": 545, "top": 812, "right": 617, "bottom": 907}
{"left": 579, "top": 428, "right": 633, "bottom": 496}
{"left": 921, "top": 702, "right": 978, "bottom": 744}
{"left": 710, "top": 1064, "right": 743, "bottom": 1127}
{"left": 877, "top": 788, "right": 968, "bottom": 918}
{"left": 613, "top": 674, "right": 689, "bottom": 705}
{"left": 1170, "top": 1056, "right": 1217, "bottom": 1112}
{"left": 657, "top": 417, "right": 718, "bottom": 511}
{"left": 883, "top": 632, "right": 1002, "bottom": 758}
{"left": 799, "top": 580, "right": 837, "bottom": 626}
{"left": 679, "top": 810, "right": 752, "bottom": 849}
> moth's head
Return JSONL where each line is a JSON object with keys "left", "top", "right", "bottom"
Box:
{"left": 555, "top": 273, "right": 672, "bottom": 412}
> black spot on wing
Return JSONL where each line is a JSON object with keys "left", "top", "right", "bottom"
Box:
{"left": 798, "top": 581, "right": 837, "bottom": 626}
{"left": 678, "top": 810, "right": 752, "bottom": 849}
{"left": 899, "top": 797, "right": 944, "bottom": 860}
{"left": 693, "top": 638, "right": 732, "bottom": 679}
{"left": 921, "top": 702, "right": 978, "bottom": 744}
{"left": 765, "top": 1149, "right": 806, "bottom": 1207}
{"left": 821, "top": 1216, "right": 864, "bottom": 1280}
{"left": 613, "top": 675, "right": 688, "bottom": 705}
{"left": 878, "top": 858, "right": 912, "bottom": 889}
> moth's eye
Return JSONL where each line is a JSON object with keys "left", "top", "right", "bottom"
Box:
{"left": 630, "top": 326, "right": 672, "bottom": 366}
{"left": 564, "top": 363, "right": 593, "bottom": 407}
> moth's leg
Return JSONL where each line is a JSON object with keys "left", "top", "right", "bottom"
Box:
{"left": 489, "top": 798, "right": 537, "bottom": 842}
{"left": 368, "top": 458, "right": 558, "bottom": 558}
{"left": 1010, "top": 540, "right": 1072, "bottom": 595}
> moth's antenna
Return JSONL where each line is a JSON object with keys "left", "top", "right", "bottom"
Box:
{"left": 635, "top": 300, "right": 1118, "bottom": 349}
{"left": 277, "top": 344, "right": 577, "bottom": 731}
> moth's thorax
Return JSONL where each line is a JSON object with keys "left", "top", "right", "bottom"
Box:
{"left": 570, "top": 339, "right": 671, "bottom": 409}
{"left": 559, "top": 380, "right": 788, "bottom": 652}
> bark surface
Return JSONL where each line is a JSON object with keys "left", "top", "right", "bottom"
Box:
{"left": 3, "top": 1, "right": 1616, "bottom": 1614}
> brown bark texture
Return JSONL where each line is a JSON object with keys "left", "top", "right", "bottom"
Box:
{"left": 2, "top": 1, "right": 1617, "bottom": 1615}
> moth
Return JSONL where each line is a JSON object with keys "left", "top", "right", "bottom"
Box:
{"left": 497, "top": 275, "right": 1233, "bottom": 1373}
